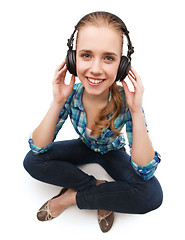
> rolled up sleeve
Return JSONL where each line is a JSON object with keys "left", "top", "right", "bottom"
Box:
{"left": 130, "top": 151, "right": 161, "bottom": 180}
{"left": 28, "top": 103, "right": 69, "bottom": 155}
{"left": 28, "top": 136, "right": 53, "bottom": 155}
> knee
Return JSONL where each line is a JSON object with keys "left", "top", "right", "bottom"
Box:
{"left": 23, "top": 150, "right": 38, "bottom": 177}
{"left": 141, "top": 177, "right": 163, "bottom": 214}
{"left": 144, "top": 193, "right": 163, "bottom": 214}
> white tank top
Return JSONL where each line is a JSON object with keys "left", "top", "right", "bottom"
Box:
{"left": 85, "top": 128, "right": 98, "bottom": 139}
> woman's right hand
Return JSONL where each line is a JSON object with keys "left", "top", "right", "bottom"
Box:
{"left": 52, "top": 60, "right": 75, "bottom": 106}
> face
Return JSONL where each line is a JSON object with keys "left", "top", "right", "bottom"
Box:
{"left": 76, "top": 25, "right": 122, "bottom": 97}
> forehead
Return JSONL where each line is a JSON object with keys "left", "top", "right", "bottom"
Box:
{"left": 76, "top": 25, "right": 122, "bottom": 54}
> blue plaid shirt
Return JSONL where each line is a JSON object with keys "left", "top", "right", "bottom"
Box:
{"left": 29, "top": 83, "right": 161, "bottom": 180}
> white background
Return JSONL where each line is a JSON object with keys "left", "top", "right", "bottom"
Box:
{"left": 0, "top": 0, "right": 185, "bottom": 239}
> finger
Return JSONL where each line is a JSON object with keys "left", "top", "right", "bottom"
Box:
{"left": 53, "top": 66, "right": 67, "bottom": 84}
{"left": 128, "top": 71, "right": 136, "bottom": 81}
{"left": 57, "top": 65, "right": 68, "bottom": 78}
{"left": 129, "top": 67, "right": 137, "bottom": 79}
{"left": 61, "top": 67, "right": 68, "bottom": 81}
{"left": 130, "top": 66, "right": 137, "bottom": 76}
{"left": 128, "top": 71, "right": 144, "bottom": 93}
{"left": 129, "top": 68, "right": 144, "bottom": 89}
{"left": 130, "top": 66, "right": 141, "bottom": 80}
{"left": 70, "top": 74, "right": 75, "bottom": 84}
{"left": 122, "top": 80, "right": 130, "bottom": 96}
{"left": 56, "top": 60, "right": 66, "bottom": 72}
{"left": 127, "top": 73, "right": 137, "bottom": 88}
{"left": 129, "top": 67, "right": 142, "bottom": 83}
{"left": 58, "top": 65, "right": 67, "bottom": 73}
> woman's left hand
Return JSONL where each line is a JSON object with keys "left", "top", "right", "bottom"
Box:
{"left": 122, "top": 67, "right": 144, "bottom": 114}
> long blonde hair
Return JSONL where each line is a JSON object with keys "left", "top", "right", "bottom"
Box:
{"left": 76, "top": 12, "right": 125, "bottom": 137}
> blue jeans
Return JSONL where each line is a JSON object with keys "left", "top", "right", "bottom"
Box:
{"left": 23, "top": 138, "right": 163, "bottom": 214}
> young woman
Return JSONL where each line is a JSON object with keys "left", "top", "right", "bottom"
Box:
{"left": 24, "top": 11, "right": 163, "bottom": 233}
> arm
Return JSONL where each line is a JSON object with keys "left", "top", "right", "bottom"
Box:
{"left": 122, "top": 67, "right": 155, "bottom": 166}
{"left": 32, "top": 60, "right": 75, "bottom": 149}
{"left": 125, "top": 107, "right": 161, "bottom": 180}
{"left": 130, "top": 110, "right": 155, "bottom": 166}
{"left": 32, "top": 101, "right": 66, "bottom": 148}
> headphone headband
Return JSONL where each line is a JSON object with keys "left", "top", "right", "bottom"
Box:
{"left": 67, "top": 11, "right": 134, "bottom": 60}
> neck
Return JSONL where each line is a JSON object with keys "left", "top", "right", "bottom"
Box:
{"left": 83, "top": 88, "right": 109, "bottom": 106}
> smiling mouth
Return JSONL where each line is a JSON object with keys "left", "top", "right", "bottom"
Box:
{"left": 86, "top": 77, "right": 105, "bottom": 84}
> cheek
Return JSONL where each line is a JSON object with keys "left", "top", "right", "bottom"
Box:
{"left": 105, "top": 63, "right": 119, "bottom": 79}
{"left": 76, "top": 58, "right": 81, "bottom": 76}
{"left": 76, "top": 59, "right": 87, "bottom": 76}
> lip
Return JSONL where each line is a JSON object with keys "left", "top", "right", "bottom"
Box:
{"left": 86, "top": 76, "right": 104, "bottom": 80}
{"left": 86, "top": 77, "right": 105, "bottom": 86}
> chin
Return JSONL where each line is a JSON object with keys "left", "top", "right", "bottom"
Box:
{"left": 84, "top": 84, "right": 110, "bottom": 97}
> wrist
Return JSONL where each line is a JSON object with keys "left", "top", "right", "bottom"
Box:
{"left": 130, "top": 109, "right": 143, "bottom": 118}
{"left": 50, "top": 100, "right": 65, "bottom": 112}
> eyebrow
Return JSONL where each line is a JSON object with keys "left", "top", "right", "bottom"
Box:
{"left": 79, "top": 49, "right": 118, "bottom": 57}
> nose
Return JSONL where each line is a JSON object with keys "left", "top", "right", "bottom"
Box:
{"left": 90, "top": 58, "right": 103, "bottom": 76}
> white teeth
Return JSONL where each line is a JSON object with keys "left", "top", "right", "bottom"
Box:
{"left": 87, "top": 77, "right": 104, "bottom": 84}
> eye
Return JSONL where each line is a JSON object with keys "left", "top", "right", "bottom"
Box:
{"left": 104, "top": 56, "right": 115, "bottom": 62}
{"left": 81, "top": 53, "right": 91, "bottom": 59}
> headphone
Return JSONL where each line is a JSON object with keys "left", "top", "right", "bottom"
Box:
{"left": 66, "top": 11, "right": 134, "bottom": 81}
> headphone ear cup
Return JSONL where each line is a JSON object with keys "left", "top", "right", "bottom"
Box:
{"left": 66, "top": 50, "right": 77, "bottom": 76}
{"left": 116, "top": 56, "right": 131, "bottom": 81}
